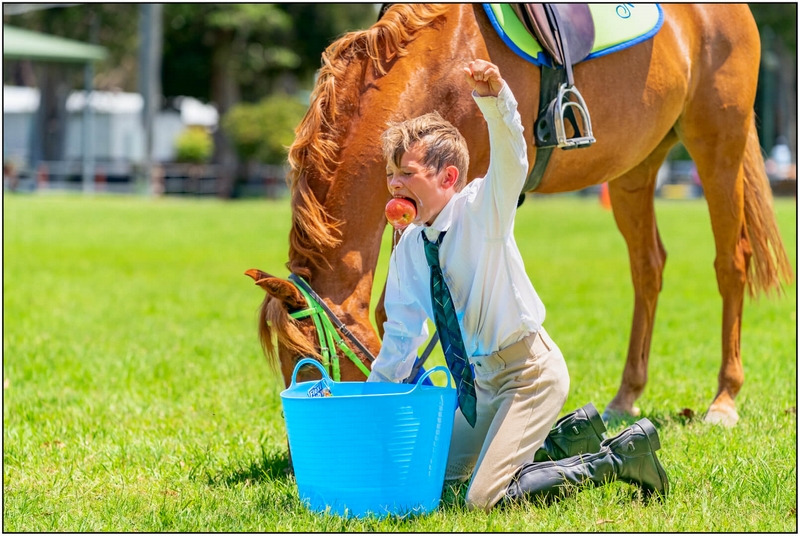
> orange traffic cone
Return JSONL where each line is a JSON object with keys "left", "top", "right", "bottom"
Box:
{"left": 599, "top": 182, "right": 611, "bottom": 210}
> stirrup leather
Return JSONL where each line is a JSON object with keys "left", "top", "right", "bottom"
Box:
{"left": 540, "top": 83, "right": 595, "bottom": 149}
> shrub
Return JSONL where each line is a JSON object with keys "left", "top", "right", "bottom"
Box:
{"left": 174, "top": 126, "right": 214, "bottom": 163}
{"left": 222, "top": 93, "right": 308, "bottom": 165}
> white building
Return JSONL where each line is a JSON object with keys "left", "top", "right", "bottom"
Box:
{"left": 3, "top": 85, "right": 219, "bottom": 166}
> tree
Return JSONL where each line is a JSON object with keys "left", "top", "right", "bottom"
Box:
{"left": 160, "top": 4, "right": 378, "bottom": 196}
{"left": 749, "top": 4, "right": 797, "bottom": 154}
{"left": 161, "top": 5, "right": 299, "bottom": 196}
{"left": 275, "top": 4, "right": 379, "bottom": 86}
{"left": 161, "top": 4, "right": 378, "bottom": 102}
{"left": 749, "top": 4, "right": 796, "bottom": 54}
{"left": 222, "top": 94, "right": 308, "bottom": 165}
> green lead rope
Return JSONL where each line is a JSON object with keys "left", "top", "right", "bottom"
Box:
{"left": 288, "top": 279, "right": 372, "bottom": 381}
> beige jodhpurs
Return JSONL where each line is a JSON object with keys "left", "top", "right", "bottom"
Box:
{"left": 444, "top": 326, "right": 570, "bottom": 511}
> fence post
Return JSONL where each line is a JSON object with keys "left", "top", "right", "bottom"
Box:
{"left": 36, "top": 162, "right": 49, "bottom": 190}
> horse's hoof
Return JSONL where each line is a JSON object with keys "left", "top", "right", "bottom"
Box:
{"left": 602, "top": 405, "right": 641, "bottom": 425}
{"left": 704, "top": 405, "right": 739, "bottom": 427}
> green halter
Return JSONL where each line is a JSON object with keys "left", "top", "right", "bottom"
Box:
{"left": 287, "top": 275, "right": 372, "bottom": 381}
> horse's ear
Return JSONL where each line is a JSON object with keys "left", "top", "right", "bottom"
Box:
{"left": 244, "top": 269, "right": 307, "bottom": 310}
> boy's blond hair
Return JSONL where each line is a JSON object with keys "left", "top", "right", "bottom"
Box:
{"left": 381, "top": 111, "right": 470, "bottom": 191}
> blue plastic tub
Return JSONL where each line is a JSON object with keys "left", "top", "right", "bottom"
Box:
{"left": 280, "top": 358, "right": 457, "bottom": 518}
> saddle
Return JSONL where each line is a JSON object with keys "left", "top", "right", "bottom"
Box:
{"left": 510, "top": 4, "right": 595, "bottom": 70}
{"left": 510, "top": 3, "right": 596, "bottom": 154}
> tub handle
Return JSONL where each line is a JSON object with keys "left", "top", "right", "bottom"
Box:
{"left": 290, "top": 358, "right": 330, "bottom": 387}
{"left": 412, "top": 365, "right": 453, "bottom": 391}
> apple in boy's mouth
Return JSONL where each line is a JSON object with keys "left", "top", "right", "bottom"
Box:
{"left": 385, "top": 196, "right": 417, "bottom": 229}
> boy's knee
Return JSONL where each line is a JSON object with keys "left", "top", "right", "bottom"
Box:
{"left": 465, "top": 486, "right": 504, "bottom": 512}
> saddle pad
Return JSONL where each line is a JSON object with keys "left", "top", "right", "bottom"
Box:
{"left": 483, "top": 3, "right": 663, "bottom": 67}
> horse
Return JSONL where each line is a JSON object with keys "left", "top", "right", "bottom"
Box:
{"left": 246, "top": 4, "right": 793, "bottom": 427}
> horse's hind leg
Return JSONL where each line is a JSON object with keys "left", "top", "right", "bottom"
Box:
{"left": 604, "top": 135, "right": 676, "bottom": 420}
{"left": 674, "top": 28, "right": 765, "bottom": 426}
{"left": 678, "top": 121, "right": 753, "bottom": 428}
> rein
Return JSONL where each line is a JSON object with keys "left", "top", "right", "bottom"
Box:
{"left": 287, "top": 273, "right": 440, "bottom": 383}
{"left": 288, "top": 274, "right": 373, "bottom": 380}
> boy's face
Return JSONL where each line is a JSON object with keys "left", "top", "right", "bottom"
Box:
{"left": 386, "top": 142, "right": 459, "bottom": 227}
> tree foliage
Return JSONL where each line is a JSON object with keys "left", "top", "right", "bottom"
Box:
{"left": 221, "top": 94, "right": 307, "bottom": 165}
{"left": 275, "top": 4, "right": 379, "bottom": 83}
{"left": 5, "top": 5, "right": 793, "bottom": 96}
{"left": 174, "top": 127, "right": 214, "bottom": 164}
{"left": 4, "top": 4, "right": 378, "bottom": 98}
{"left": 3, "top": 4, "right": 139, "bottom": 91}
{"left": 161, "top": 4, "right": 377, "bottom": 103}
{"left": 748, "top": 4, "right": 796, "bottom": 54}
{"left": 161, "top": 4, "right": 297, "bottom": 103}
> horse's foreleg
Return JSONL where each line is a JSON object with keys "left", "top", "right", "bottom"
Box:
{"left": 375, "top": 230, "right": 400, "bottom": 340}
{"left": 604, "top": 139, "right": 674, "bottom": 420}
{"left": 375, "top": 280, "right": 388, "bottom": 339}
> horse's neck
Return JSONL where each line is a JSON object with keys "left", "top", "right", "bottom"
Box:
{"left": 298, "top": 4, "right": 486, "bottom": 316}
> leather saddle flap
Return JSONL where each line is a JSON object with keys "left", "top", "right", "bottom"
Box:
{"left": 511, "top": 3, "right": 595, "bottom": 65}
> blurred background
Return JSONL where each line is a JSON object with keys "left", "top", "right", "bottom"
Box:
{"left": 2, "top": 4, "right": 796, "bottom": 199}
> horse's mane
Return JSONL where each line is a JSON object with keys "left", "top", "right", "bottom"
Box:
{"left": 286, "top": 4, "right": 451, "bottom": 278}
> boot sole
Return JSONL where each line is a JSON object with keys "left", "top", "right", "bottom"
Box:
{"left": 635, "top": 418, "right": 669, "bottom": 498}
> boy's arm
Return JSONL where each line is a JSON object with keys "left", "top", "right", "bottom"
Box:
{"left": 368, "top": 247, "right": 430, "bottom": 383}
{"left": 464, "top": 61, "right": 529, "bottom": 235}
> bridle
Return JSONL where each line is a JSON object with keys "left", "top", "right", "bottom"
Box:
{"left": 287, "top": 274, "right": 373, "bottom": 381}
{"left": 286, "top": 273, "right": 438, "bottom": 383}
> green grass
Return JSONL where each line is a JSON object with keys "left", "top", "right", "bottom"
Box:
{"left": 3, "top": 192, "right": 796, "bottom": 531}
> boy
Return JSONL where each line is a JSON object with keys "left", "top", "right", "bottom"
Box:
{"left": 368, "top": 59, "right": 668, "bottom": 510}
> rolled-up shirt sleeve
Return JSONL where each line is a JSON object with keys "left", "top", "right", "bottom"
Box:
{"left": 367, "top": 244, "right": 429, "bottom": 383}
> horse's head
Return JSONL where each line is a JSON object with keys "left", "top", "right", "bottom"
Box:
{"left": 244, "top": 269, "right": 372, "bottom": 386}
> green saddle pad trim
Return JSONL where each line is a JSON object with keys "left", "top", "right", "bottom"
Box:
{"left": 484, "top": 3, "right": 663, "bottom": 67}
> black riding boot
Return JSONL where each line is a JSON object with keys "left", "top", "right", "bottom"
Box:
{"left": 506, "top": 418, "right": 669, "bottom": 503}
{"left": 533, "top": 402, "right": 607, "bottom": 462}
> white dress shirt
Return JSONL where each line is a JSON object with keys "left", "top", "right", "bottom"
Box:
{"left": 368, "top": 82, "right": 546, "bottom": 383}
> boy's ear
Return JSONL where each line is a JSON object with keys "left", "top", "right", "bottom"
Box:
{"left": 442, "top": 165, "right": 460, "bottom": 189}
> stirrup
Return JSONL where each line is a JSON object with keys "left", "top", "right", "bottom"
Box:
{"left": 550, "top": 83, "right": 595, "bottom": 149}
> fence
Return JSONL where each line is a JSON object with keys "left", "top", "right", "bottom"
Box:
{"left": 3, "top": 161, "right": 289, "bottom": 198}
{"left": 3, "top": 160, "right": 794, "bottom": 199}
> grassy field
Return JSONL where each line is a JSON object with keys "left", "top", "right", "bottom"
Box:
{"left": 3, "top": 192, "right": 796, "bottom": 531}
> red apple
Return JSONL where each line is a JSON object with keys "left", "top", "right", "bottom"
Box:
{"left": 385, "top": 197, "right": 417, "bottom": 229}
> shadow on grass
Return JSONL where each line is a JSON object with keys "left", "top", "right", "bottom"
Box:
{"left": 440, "top": 480, "right": 469, "bottom": 510}
{"left": 604, "top": 407, "right": 700, "bottom": 432}
{"left": 602, "top": 411, "right": 640, "bottom": 432}
{"left": 645, "top": 408, "right": 701, "bottom": 428}
{"left": 208, "top": 446, "right": 293, "bottom": 487}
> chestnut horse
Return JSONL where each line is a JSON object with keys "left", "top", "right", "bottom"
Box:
{"left": 247, "top": 4, "right": 792, "bottom": 426}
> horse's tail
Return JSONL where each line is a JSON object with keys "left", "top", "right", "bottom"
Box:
{"left": 742, "top": 116, "right": 794, "bottom": 297}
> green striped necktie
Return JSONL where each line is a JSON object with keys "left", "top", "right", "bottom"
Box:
{"left": 422, "top": 230, "right": 477, "bottom": 428}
